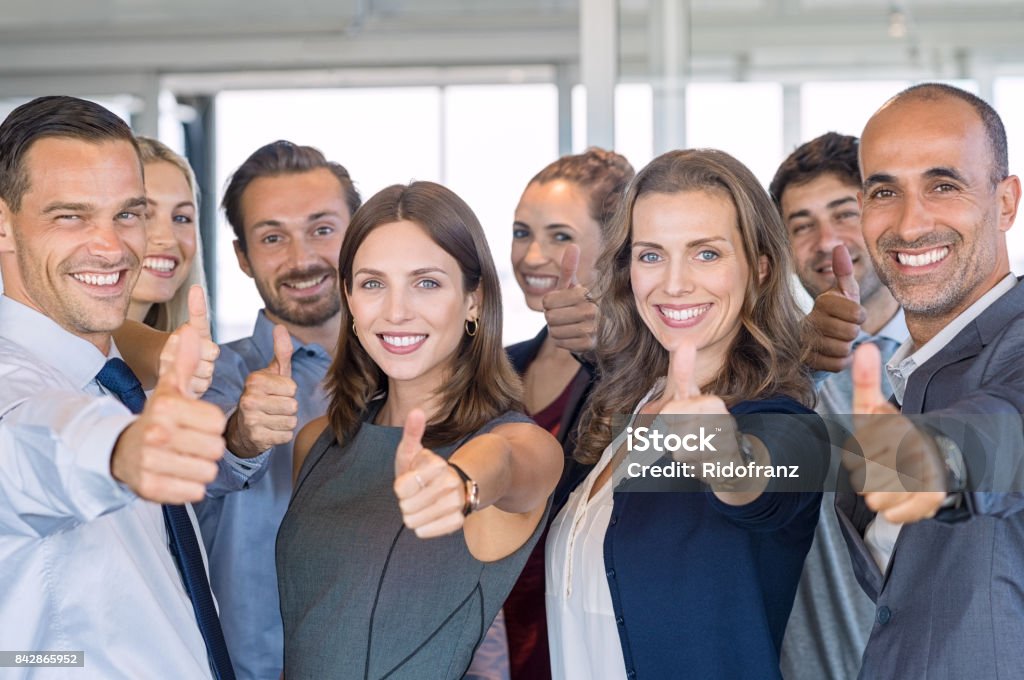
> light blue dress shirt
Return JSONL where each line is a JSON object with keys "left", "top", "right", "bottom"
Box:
{"left": 0, "top": 295, "right": 269, "bottom": 680}
{"left": 197, "top": 310, "right": 332, "bottom": 680}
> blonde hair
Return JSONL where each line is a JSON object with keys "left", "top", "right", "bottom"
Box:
{"left": 135, "top": 136, "right": 208, "bottom": 331}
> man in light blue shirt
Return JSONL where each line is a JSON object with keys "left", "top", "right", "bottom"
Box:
{"left": 196, "top": 141, "right": 361, "bottom": 680}
{"left": 0, "top": 97, "right": 269, "bottom": 678}
{"left": 770, "top": 132, "right": 908, "bottom": 680}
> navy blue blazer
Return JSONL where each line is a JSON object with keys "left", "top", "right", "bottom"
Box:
{"left": 605, "top": 396, "right": 826, "bottom": 680}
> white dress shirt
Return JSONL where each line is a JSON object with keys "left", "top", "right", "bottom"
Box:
{"left": 0, "top": 296, "right": 267, "bottom": 679}
{"left": 865, "top": 274, "right": 1017, "bottom": 572}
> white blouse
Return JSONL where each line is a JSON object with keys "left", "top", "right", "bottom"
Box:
{"left": 546, "top": 430, "right": 629, "bottom": 680}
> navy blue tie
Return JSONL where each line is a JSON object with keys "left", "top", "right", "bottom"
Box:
{"left": 96, "top": 358, "right": 236, "bottom": 680}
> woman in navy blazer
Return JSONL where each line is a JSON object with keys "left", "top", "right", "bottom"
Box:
{"left": 545, "top": 149, "right": 828, "bottom": 680}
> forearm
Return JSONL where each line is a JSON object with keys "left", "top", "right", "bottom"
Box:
{"left": 0, "top": 393, "right": 136, "bottom": 536}
{"left": 448, "top": 428, "right": 561, "bottom": 515}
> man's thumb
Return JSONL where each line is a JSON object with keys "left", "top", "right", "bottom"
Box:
{"left": 852, "top": 343, "right": 885, "bottom": 415}
{"left": 269, "top": 325, "right": 293, "bottom": 376}
{"left": 832, "top": 244, "right": 860, "bottom": 303}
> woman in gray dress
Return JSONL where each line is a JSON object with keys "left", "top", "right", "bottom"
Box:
{"left": 277, "top": 181, "right": 563, "bottom": 680}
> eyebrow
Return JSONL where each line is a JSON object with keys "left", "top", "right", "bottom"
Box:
{"left": 354, "top": 266, "right": 451, "bottom": 278}
{"left": 42, "top": 195, "right": 147, "bottom": 214}
{"left": 251, "top": 210, "right": 343, "bottom": 231}
{"left": 923, "top": 166, "right": 969, "bottom": 184}
{"left": 512, "top": 220, "right": 576, "bottom": 232}
{"left": 148, "top": 197, "right": 196, "bottom": 210}
{"left": 632, "top": 236, "right": 729, "bottom": 249}
{"left": 864, "top": 166, "right": 968, "bottom": 191}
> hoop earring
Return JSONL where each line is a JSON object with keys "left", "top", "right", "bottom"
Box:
{"left": 465, "top": 318, "right": 479, "bottom": 337}
{"left": 352, "top": 320, "right": 358, "bottom": 338}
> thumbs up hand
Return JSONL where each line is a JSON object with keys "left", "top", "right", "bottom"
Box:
{"left": 111, "top": 325, "right": 228, "bottom": 503}
{"left": 394, "top": 409, "right": 468, "bottom": 538}
{"left": 224, "top": 324, "right": 299, "bottom": 458}
{"left": 542, "top": 245, "right": 599, "bottom": 354}
{"left": 844, "top": 344, "right": 946, "bottom": 523}
{"left": 180, "top": 285, "right": 220, "bottom": 398}
{"left": 801, "top": 245, "right": 868, "bottom": 373}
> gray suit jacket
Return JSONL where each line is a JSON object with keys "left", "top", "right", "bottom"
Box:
{"left": 837, "top": 278, "right": 1024, "bottom": 680}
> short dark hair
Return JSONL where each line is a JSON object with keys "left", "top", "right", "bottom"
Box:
{"left": 0, "top": 96, "right": 138, "bottom": 212}
{"left": 887, "top": 82, "right": 1009, "bottom": 187}
{"left": 527, "top": 147, "right": 635, "bottom": 235}
{"left": 769, "top": 132, "right": 860, "bottom": 211}
{"left": 221, "top": 140, "right": 362, "bottom": 252}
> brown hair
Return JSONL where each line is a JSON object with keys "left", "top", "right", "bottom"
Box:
{"left": 0, "top": 96, "right": 138, "bottom": 212}
{"left": 577, "top": 148, "right": 812, "bottom": 463}
{"left": 325, "top": 181, "right": 522, "bottom": 448}
{"left": 769, "top": 132, "right": 860, "bottom": 210}
{"left": 221, "top": 140, "right": 361, "bottom": 252}
{"left": 527, "top": 147, "right": 635, "bottom": 234}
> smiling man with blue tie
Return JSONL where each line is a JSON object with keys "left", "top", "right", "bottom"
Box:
{"left": 0, "top": 96, "right": 268, "bottom": 679}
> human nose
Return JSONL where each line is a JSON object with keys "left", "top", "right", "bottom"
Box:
{"left": 523, "top": 239, "right": 551, "bottom": 267}
{"left": 145, "top": 212, "right": 175, "bottom": 250}
{"left": 664, "top": 257, "right": 695, "bottom": 297}
{"left": 813, "top": 222, "right": 842, "bottom": 256}
{"left": 893, "top": 192, "right": 934, "bottom": 243}
{"left": 287, "top": 234, "right": 320, "bottom": 269}
{"left": 89, "top": 221, "right": 131, "bottom": 263}
{"left": 384, "top": 287, "right": 414, "bottom": 323}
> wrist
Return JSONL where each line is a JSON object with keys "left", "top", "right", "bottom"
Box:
{"left": 448, "top": 462, "right": 480, "bottom": 516}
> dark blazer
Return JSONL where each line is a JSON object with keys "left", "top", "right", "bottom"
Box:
{"left": 506, "top": 326, "right": 595, "bottom": 512}
{"left": 837, "top": 277, "right": 1024, "bottom": 680}
{"left": 605, "top": 397, "right": 825, "bottom": 680}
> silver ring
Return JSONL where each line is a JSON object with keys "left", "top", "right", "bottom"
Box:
{"left": 414, "top": 472, "right": 426, "bottom": 490}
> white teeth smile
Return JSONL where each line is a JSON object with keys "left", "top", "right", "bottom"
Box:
{"left": 286, "top": 276, "right": 325, "bottom": 290}
{"left": 525, "top": 276, "right": 558, "bottom": 290}
{"left": 661, "top": 304, "right": 710, "bottom": 321}
{"left": 72, "top": 272, "right": 120, "bottom": 286}
{"left": 381, "top": 334, "right": 426, "bottom": 347}
{"left": 896, "top": 247, "right": 949, "bottom": 267}
{"left": 143, "top": 256, "right": 176, "bottom": 272}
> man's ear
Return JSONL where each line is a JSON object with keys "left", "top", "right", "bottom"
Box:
{"left": 0, "top": 198, "right": 14, "bottom": 254}
{"left": 233, "top": 239, "right": 253, "bottom": 278}
{"left": 997, "top": 175, "right": 1022, "bottom": 234}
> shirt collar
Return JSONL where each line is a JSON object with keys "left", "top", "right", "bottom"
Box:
{"left": 0, "top": 295, "right": 114, "bottom": 390}
{"left": 885, "top": 273, "right": 1016, "bottom": 404}
{"left": 251, "top": 310, "right": 331, "bottom": 362}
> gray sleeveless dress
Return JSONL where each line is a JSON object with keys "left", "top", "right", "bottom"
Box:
{"left": 276, "top": 408, "right": 547, "bottom": 680}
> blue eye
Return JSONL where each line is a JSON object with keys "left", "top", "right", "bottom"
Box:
{"left": 417, "top": 279, "right": 440, "bottom": 289}
{"left": 639, "top": 252, "right": 661, "bottom": 263}
{"left": 553, "top": 232, "right": 573, "bottom": 243}
{"left": 696, "top": 250, "right": 719, "bottom": 262}
{"left": 512, "top": 227, "right": 529, "bottom": 239}
{"left": 361, "top": 279, "right": 383, "bottom": 289}
{"left": 172, "top": 214, "right": 193, "bottom": 224}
